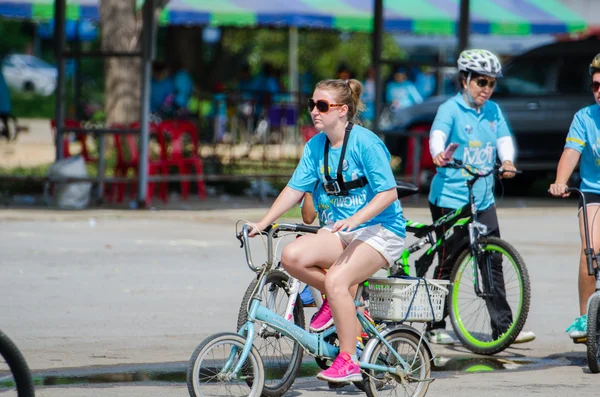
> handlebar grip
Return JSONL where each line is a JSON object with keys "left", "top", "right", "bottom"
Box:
{"left": 295, "top": 224, "right": 320, "bottom": 234}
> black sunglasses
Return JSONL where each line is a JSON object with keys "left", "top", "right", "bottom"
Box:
{"left": 308, "top": 98, "right": 343, "bottom": 113}
{"left": 591, "top": 82, "right": 600, "bottom": 93}
{"left": 475, "top": 78, "right": 496, "bottom": 89}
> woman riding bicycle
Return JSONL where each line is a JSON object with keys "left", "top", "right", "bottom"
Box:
{"left": 427, "top": 49, "right": 535, "bottom": 345}
{"left": 249, "top": 78, "right": 405, "bottom": 383}
{"left": 549, "top": 53, "right": 600, "bottom": 340}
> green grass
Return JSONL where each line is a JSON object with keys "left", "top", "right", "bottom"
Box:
{"left": 282, "top": 205, "right": 302, "bottom": 219}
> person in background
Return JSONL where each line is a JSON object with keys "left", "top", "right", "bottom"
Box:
{"left": 172, "top": 63, "right": 194, "bottom": 116}
{"left": 414, "top": 65, "right": 437, "bottom": 99}
{"left": 361, "top": 66, "right": 376, "bottom": 128}
{"left": 336, "top": 63, "right": 353, "bottom": 81}
{"left": 0, "top": 58, "right": 12, "bottom": 140}
{"left": 150, "top": 61, "right": 175, "bottom": 115}
{"left": 385, "top": 66, "right": 423, "bottom": 111}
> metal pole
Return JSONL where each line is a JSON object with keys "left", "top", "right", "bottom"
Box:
{"left": 137, "top": 0, "right": 156, "bottom": 207}
{"left": 74, "top": 20, "right": 83, "bottom": 120}
{"left": 53, "top": 0, "right": 67, "bottom": 160}
{"left": 288, "top": 26, "right": 298, "bottom": 94}
{"left": 457, "top": 0, "right": 470, "bottom": 55}
{"left": 372, "top": 0, "right": 383, "bottom": 136}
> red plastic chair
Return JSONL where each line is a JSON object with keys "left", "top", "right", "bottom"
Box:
{"left": 404, "top": 124, "right": 435, "bottom": 188}
{"left": 107, "top": 123, "right": 168, "bottom": 205}
{"left": 50, "top": 119, "right": 97, "bottom": 163}
{"left": 158, "top": 120, "right": 207, "bottom": 200}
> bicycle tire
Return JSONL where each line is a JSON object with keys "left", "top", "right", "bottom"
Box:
{"left": 449, "top": 236, "right": 531, "bottom": 355}
{"left": 187, "top": 332, "right": 264, "bottom": 397}
{"left": 237, "top": 270, "right": 305, "bottom": 397}
{"left": 586, "top": 293, "right": 600, "bottom": 373}
{"left": 0, "top": 330, "right": 35, "bottom": 397}
{"left": 362, "top": 329, "right": 431, "bottom": 397}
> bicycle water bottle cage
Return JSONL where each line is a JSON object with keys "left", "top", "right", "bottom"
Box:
{"left": 323, "top": 122, "right": 369, "bottom": 197}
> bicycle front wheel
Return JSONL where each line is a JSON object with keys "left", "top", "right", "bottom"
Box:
{"left": 586, "top": 293, "right": 600, "bottom": 373}
{"left": 0, "top": 330, "right": 35, "bottom": 397}
{"left": 449, "top": 237, "right": 531, "bottom": 355}
{"left": 187, "top": 332, "right": 264, "bottom": 397}
{"left": 237, "top": 270, "right": 305, "bottom": 397}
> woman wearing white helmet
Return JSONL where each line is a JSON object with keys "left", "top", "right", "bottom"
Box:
{"left": 549, "top": 53, "right": 600, "bottom": 340}
{"left": 425, "top": 49, "right": 535, "bottom": 345}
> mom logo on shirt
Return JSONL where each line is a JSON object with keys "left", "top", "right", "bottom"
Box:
{"left": 331, "top": 192, "right": 367, "bottom": 208}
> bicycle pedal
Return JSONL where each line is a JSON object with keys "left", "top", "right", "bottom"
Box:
{"left": 328, "top": 381, "right": 349, "bottom": 389}
{"left": 573, "top": 337, "right": 587, "bottom": 344}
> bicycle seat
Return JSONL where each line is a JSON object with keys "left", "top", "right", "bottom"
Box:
{"left": 396, "top": 181, "right": 419, "bottom": 199}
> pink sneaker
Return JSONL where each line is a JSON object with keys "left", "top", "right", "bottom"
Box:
{"left": 317, "top": 352, "right": 362, "bottom": 383}
{"left": 309, "top": 298, "right": 334, "bottom": 332}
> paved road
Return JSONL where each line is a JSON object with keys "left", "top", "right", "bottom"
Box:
{"left": 0, "top": 204, "right": 598, "bottom": 396}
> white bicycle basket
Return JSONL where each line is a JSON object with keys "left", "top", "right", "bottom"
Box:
{"left": 367, "top": 277, "right": 450, "bottom": 322}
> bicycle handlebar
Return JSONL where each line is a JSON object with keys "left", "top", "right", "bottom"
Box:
{"left": 444, "top": 159, "right": 521, "bottom": 178}
{"left": 237, "top": 223, "right": 320, "bottom": 272}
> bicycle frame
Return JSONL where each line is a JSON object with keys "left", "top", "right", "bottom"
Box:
{"left": 396, "top": 162, "right": 504, "bottom": 298}
{"left": 231, "top": 223, "right": 420, "bottom": 378}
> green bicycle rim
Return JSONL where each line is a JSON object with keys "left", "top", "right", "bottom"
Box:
{"left": 451, "top": 244, "right": 524, "bottom": 348}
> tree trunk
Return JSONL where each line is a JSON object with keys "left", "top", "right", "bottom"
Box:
{"left": 100, "top": 0, "right": 141, "bottom": 125}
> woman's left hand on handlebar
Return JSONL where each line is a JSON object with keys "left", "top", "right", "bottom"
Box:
{"left": 331, "top": 216, "right": 361, "bottom": 233}
{"left": 499, "top": 161, "right": 517, "bottom": 179}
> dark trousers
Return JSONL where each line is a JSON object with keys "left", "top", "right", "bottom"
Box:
{"left": 429, "top": 203, "right": 513, "bottom": 337}
{"left": 0, "top": 114, "right": 9, "bottom": 139}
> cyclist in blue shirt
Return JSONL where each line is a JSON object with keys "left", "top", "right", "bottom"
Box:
{"left": 301, "top": 183, "right": 333, "bottom": 227}
{"left": 250, "top": 78, "right": 404, "bottom": 384}
{"left": 427, "top": 49, "right": 535, "bottom": 346}
{"left": 550, "top": 53, "right": 600, "bottom": 340}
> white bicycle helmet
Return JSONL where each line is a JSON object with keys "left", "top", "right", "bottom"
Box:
{"left": 457, "top": 49, "right": 502, "bottom": 77}
{"left": 590, "top": 53, "right": 600, "bottom": 76}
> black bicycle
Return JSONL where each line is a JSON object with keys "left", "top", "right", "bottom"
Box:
{"left": 393, "top": 160, "right": 531, "bottom": 355}
{"left": 555, "top": 187, "right": 600, "bottom": 373}
{"left": 0, "top": 329, "right": 35, "bottom": 396}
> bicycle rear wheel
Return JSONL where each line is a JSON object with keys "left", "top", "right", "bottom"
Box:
{"left": 586, "top": 293, "right": 600, "bottom": 373}
{"left": 237, "top": 270, "right": 305, "bottom": 397}
{"left": 361, "top": 329, "right": 431, "bottom": 397}
{"left": 449, "top": 237, "right": 530, "bottom": 355}
{"left": 0, "top": 330, "right": 35, "bottom": 397}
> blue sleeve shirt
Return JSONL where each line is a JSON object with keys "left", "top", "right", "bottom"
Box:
{"left": 288, "top": 125, "right": 405, "bottom": 238}
{"left": 428, "top": 93, "right": 512, "bottom": 210}
{"left": 565, "top": 104, "right": 600, "bottom": 194}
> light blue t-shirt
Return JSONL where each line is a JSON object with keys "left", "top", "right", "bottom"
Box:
{"left": 288, "top": 124, "right": 405, "bottom": 238}
{"left": 312, "top": 183, "right": 334, "bottom": 227}
{"left": 0, "top": 72, "right": 11, "bottom": 114}
{"left": 173, "top": 70, "right": 193, "bottom": 109}
{"left": 565, "top": 104, "right": 600, "bottom": 194}
{"left": 385, "top": 81, "right": 423, "bottom": 109}
{"left": 428, "top": 93, "right": 512, "bottom": 210}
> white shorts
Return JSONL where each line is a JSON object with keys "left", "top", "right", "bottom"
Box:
{"left": 323, "top": 224, "right": 405, "bottom": 268}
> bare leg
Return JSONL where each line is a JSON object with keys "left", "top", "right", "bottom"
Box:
{"left": 281, "top": 229, "right": 344, "bottom": 293}
{"left": 578, "top": 206, "right": 600, "bottom": 315}
{"left": 325, "top": 240, "right": 388, "bottom": 355}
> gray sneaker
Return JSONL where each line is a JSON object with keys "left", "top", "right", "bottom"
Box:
{"left": 426, "top": 329, "right": 455, "bottom": 345}
{"left": 512, "top": 330, "right": 536, "bottom": 344}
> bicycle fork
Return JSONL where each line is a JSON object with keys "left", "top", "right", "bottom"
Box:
{"left": 468, "top": 222, "right": 496, "bottom": 298}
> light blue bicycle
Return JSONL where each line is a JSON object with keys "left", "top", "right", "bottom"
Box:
{"left": 187, "top": 222, "right": 441, "bottom": 397}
